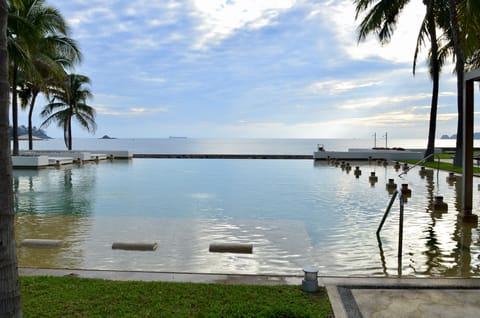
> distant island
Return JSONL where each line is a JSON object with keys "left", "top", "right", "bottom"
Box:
{"left": 100, "top": 135, "right": 116, "bottom": 139}
{"left": 441, "top": 133, "right": 480, "bottom": 139}
{"left": 9, "top": 125, "right": 50, "bottom": 139}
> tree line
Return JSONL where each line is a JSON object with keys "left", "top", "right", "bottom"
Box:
{"left": 355, "top": 0, "right": 480, "bottom": 166}
{"left": 9, "top": 0, "right": 96, "bottom": 154}
{"left": 9, "top": 124, "right": 49, "bottom": 139}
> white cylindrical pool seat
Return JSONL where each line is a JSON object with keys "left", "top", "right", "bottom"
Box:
{"left": 21, "top": 239, "right": 63, "bottom": 248}
{"left": 209, "top": 243, "right": 253, "bottom": 254}
{"left": 111, "top": 242, "right": 158, "bottom": 251}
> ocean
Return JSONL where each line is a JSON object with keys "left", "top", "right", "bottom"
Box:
{"left": 19, "top": 137, "right": 461, "bottom": 155}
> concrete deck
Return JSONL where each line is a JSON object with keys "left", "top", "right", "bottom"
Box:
{"left": 324, "top": 277, "right": 480, "bottom": 318}
{"left": 48, "top": 157, "right": 74, "bottom": 165}
{"left": 19, "top": 268, "right": 480, "bottom": 317}
{"left": 314, "top": 149, "right": 424, "bottom": 161}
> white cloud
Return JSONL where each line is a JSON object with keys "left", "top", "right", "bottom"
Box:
{"left": 338, "top": 93, "right": 431, "bottom": 110}
{"left": 307, "top": 79, "right": 383, "bottom": 95}
{"left": 93, "top": 94, "right": 169, "bottom": 116}
{"left": 135, "top": 75, "right": 166, "bottom": 84}
{"left": 65, "top": 6, "right": 115, "bottom": 29}
{"left": 222, "top": 102, "right": 459, "bottom": 138}
{"left": 337, "top": 90, "right": 458, "bottom": 111}
{"left": 317, "top": 0, "right": 426, "bottom": 64}
{"left": 190, "top": 0, "right": 296, "bottom": 50}
{"left": 97, "top": 106, "right": 168, "bottom": 116}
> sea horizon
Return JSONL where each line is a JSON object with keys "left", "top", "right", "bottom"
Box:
{"left": 16, "top": 137, "right": 465, "bottom": 155}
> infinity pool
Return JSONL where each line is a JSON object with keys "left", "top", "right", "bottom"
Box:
{"left": 13, "top": 159, "right": 480, "bottom": 277}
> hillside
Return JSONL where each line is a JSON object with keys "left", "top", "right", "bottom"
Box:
{"left": 9, "top": 125, "right": 51, "bottom": 139}
{"left": 440, "top": 133, "right": 480, "bottom": 139}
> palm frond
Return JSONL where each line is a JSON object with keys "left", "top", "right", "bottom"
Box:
{"left": 40, "top": 73, "right": 97, "bottom": 148}
{"left": 413, "top": 15, "right": 429, "bottom": 75}
{"left": 356, "top": 0, "right": 410, "bottom": 44}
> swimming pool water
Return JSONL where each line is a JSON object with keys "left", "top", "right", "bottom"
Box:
{"left": 13, "top": 159, "right": 480, "bottom": 277}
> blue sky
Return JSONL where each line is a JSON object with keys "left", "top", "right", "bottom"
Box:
{"left": 21, "top": 0, "right": 473, "bottom": 139}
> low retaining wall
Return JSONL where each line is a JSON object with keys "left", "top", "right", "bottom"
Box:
{"left": 133, "top": 154, "right": 313, "bottom": 159}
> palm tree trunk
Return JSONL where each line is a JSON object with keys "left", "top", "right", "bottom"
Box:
{"left": 0, "top": 0, "right": 22, "bottom": 315}
{"left": 11, "top": 64, "right": 19, "bottom": 155}
{"left": 68, "top": 118, "right": 72, "bottom": 150}
{"left": 63, "top": 117, "right": 72, "bottom": 150}
{"left": 448, "top": 0, "right": 465, "bottom": 167}
{"left": 426, "top": 72, "right": 439, "bottom": 160}
{"left": 425, "top": 0, "right": 440, "bottom": 162}
{"left": 28, "top": 92, "right": 38, "bottom": 150}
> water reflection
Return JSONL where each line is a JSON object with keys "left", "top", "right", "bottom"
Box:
{"left": 13, "top": 165, "right": 96, "bottom": 268}
{"left": 421, "top": 173, "right": 444, "bottom": 276}
{"left": 14, "top": 166, "right": 96, "bottom": 215}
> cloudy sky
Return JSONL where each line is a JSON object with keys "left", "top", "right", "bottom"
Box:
{"left": 22, "top": 0, "right": 472, "bottom": 139}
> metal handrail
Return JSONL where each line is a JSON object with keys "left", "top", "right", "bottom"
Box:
{"left": 377, "top": 189, "right": 404, "bottom": 276}
{"left": 398, "top": 153, "right": 435, "bottom": 177}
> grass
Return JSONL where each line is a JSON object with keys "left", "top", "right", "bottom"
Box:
{"left": 21, "top": 276, "right": 333, "bottom": 318}
{"left": 403, "top": 154, "right": 480, "bottom": 174}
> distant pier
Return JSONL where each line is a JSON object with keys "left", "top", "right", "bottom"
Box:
{"left": 133, "top": 154, "right": 313, "bottom": 160}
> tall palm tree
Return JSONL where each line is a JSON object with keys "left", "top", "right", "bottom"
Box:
{"left": 19, "top": 33, "right": 82, "bottom": 150}
{"left": 0, "top": 0, "right": 22, "bottom": 316}
{"left": 41, "top": 74, "right": 97, "bottom": 150}
{"left": 457, "top": 0, "right": 480, "bottom": 67}
{"left": 445, "top": 0, "right": 480, "bottom": 166}
{"left": 8, "top": 0, "right": 73, "bottom": 155}
{"left": 355, "top": 0, "right": 443, "bottom": 161}
{"left": 7, "top": 0, "right": 34, "bottom": 155}
{"left": 447, "top": 0, "right": 465, "bottom": 166}
{"left": 413, "top": 0, "right": 443, "bottom": 161}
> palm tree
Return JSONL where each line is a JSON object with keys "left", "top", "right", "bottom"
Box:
{"left": 413, "top": 0, "right": 443, "bottom": 161}
{"left": 41, "top": 74, "right": 97, "bottom": 150}
{"left": 19, "top": 33, "right": 82, "bottom": 150}
{"left": 458, "top": 0, "right": 480, "bottom": 70}
{"left": 0, "top": 0, "right": 22, "bottom": 316}
{"left": 466, "top": 49, "right": 480, "bottom": 70}
{"left": 8, "top": 0, "right": 74, "bottom": 155}
{"left": 355, "top": 0, "right": 443, "bottom": 161}
{"left": 447, "top": 0, "right": 465, "bottom": 166}
{"left": 445, "top": 0, "right": 480, "bottom": 166}
{"left": 7, "top": 1, "right": 34, "bottom": 155}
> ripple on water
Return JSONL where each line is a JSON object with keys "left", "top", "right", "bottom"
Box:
{"left": 12, "top": 160, "right": 480, "bottom": 277}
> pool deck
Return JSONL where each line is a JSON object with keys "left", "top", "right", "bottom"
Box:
{"left": 12, "top": 150, "right": 133, "bottom": 168}
{"left": 19, "top": 268, "right": 480, "bottom": 317}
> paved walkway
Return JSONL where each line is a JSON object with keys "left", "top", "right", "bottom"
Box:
{"left": 324, "top": 277, "right": 480, "bottom": 318}
{"left": 19, "top": 268, "right": 480, "bottom": 317}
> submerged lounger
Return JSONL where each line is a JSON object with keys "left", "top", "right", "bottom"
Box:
{"left": 112, "top": 242, "right": 158, "bottom": 251}
{"left": 209, "top": 243, "right": 253, "bottom": 254}
{"left": 21, "top": 239, "right": 63, "bottom": 248}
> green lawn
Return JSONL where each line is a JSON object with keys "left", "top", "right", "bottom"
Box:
{"left": 403, "top": 154, "right": 480, "bottom": 174}
{"left": 21, "top": 276, "right": 333, "bottom": 318}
